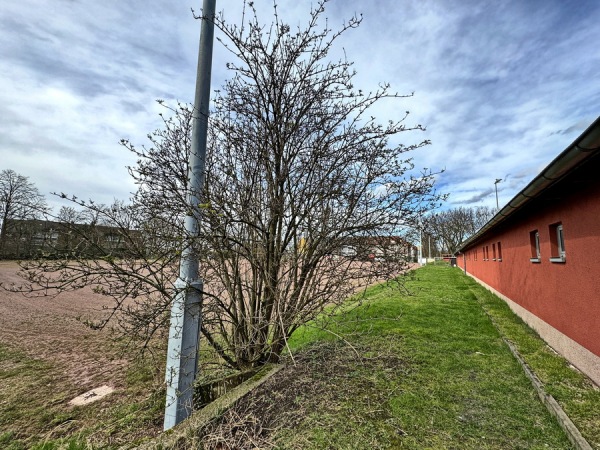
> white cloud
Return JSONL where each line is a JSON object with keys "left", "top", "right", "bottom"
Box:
{"left": 0, "top": 0, "right": 599, "bottom": 215}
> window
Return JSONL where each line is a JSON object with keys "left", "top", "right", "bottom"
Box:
{"left": 529, "top": 230, "right": 540, "bottom": 262}
{"left": 549, "top": 223, "right": 566, "bottom": 263}
{"left": 492, "top": 243, "right": 496, "bottom": 261}
{"left": 497, "top": 241, "right": 502, "bottom": 261}
{"left": 482, "top": 246, "right": 486, "bottom": 261}
{"left": 32, "top": 232, "right": 45, "bottom": 246}
{"left": 474, "top": 248, "right": 477, "bottom": 261}
{"left": 486, "top": 245, "right": 489, "bottom": 261}
{"left": 32, "top": 230, "right": 59, "bottom": 246}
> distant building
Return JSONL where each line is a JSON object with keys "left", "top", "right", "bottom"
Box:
{"left": 336, "top": 236, "right": 418, "bottom": 262}
{"left": 457, "top": 117, "right": 600, "bottom": 386}
{"left": 0, "top": 219, "right": 133, "bottom": 259}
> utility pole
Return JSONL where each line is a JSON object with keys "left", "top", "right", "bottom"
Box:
{"left": 494, "top": 178, "right": 502, "bottom": 210}
{"left": 164, "top": 0, "right": 216, "bottom": 431}
{"left": 418, "top": 221, "right": 423, "bottom": 266}
{"left": 428, "top": 235, "right": 431, "bottom": 261}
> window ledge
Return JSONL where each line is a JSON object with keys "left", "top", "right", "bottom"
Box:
{"left": 497, "top": 258, "right": 502, "bottom": 262}
{"left": 530, "top": 258, "right": 541, "bottom": 263}
{"left": 549, "top": 257, "right": 566, "bottom": 263}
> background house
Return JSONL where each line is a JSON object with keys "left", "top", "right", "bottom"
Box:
{"left": 0, "top": 219, "right": 133, "bottom": 259}
{"left": 336, "top": 236, "right": 418, "bottom": 262}
{"left": 457, "top": 117, "right": 600, "bottom": 386}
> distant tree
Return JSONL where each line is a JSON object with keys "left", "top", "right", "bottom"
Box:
{"left": 425, "top": 206, "right": 495, "bottom": 255}
{"left": 0, "top": 169, "right": 49, "bottom": 256}
{"left": 57, "top": 206, "right": 86, "bottom": 224}
{"left": 54, "top": 206, "right": 87, "bottom": 255}
{"left": 79, "top": 204, "right": 108, "bottom": 226}
{"left": 420, "top": 230, "right": 440, "bottom": 259}
{"left": 11, "top": 1, "right": 443, "bottom": 368}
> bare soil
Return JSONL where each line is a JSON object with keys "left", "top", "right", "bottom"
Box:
{"left": 0, "top": 261, "right": 129, "bottom": 390}
{"left": 0, "top": 257, "right": 410, "bottom": 396}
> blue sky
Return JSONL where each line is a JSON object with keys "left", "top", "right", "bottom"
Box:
{"left": 1, "top": 0, "right": 598, "bottom": 213}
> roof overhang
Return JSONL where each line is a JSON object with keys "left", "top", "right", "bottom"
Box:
{"left": 457, "top": 116, "right": 600, "bottom": 252}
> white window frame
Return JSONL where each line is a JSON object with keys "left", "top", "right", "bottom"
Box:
{"left": 530, "top": 231, "right": 541, "bottom": 263}
{"left": 550, "top": 224, "right": 566, "bottom": 263}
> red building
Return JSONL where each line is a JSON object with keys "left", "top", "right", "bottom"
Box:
{"left": 457, "top": 117, "right": 600, "bottom": 386}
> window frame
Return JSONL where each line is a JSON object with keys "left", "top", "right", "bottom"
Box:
{"left": 549, "top": 223, "right": 566, "bottom": 263}
{"left": 529, "top": 230, "right": 541, "bottom": 263}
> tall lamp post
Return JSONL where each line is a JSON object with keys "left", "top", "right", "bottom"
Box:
{"left": 163, "top": 0, "right": 216, "bottom": 431}
{"left": 418, "top": 224, "right": 423, "bottom": 265}
{"left": 494, "top": 178, "right": 502, "bottom": 209}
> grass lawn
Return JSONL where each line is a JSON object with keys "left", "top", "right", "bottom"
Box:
{"left": 0, "top": 345, "right": 165, "bottom": 449}
{"left": 3, "top": 264, "right": 599, "bottom": 449}
{"left": 459, "top": 270, "right": 600, "bottom": 449}
{"left": 192, "top": 264, "right": 598, "bottom": 449}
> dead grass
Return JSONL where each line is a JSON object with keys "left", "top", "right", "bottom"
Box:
{"left": 0, "top": 262, "right": 165, "bottom": 449}
{"left": 184, "top": 339, "right": 407, "bottom": 449}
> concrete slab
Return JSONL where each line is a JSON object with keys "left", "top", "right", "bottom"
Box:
{"left": 69, "top": 385, "right": 114, "bottom": 406}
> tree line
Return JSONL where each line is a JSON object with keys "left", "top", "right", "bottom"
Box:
{"left": 0, "top": 168, "right": 135, "bottom": 259}
{"left": 421, "top": 206, "right": 496, "bottom": 257}
{"left": 1, "top": 167, "right": 494, "bottom": 260}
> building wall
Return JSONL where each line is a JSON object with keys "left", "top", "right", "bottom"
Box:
{"left": 459, "top": 181, "right": 600, "bottom": 383}
{"left": 1, "top": 219, "right": 134, "bottom": 259}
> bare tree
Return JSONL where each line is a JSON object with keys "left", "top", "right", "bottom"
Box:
{"left": 9, "top": 1, "right": 443, "bottom": 368}
{"left": 425, "top": 206, "right": 495, "bottom": 255}
{"left": 0, "top": 169, "right": 49, "bottom": 257}
{"left": 56, "top": 206, "right": 87, "bottom": 224}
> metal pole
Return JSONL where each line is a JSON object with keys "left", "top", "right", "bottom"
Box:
{"left": 164, "top": 0, "right": 216, "bottom": 431}
{"left": 418, "top": 222, "right": 423, "bottom": 266}
{"left": 428, "top": 235, "right": 431, "bottom": 261}
{"left": 494, "top": 178, "right": 502, "bottom": 209}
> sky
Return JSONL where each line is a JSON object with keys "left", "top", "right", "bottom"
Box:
{"left": 1, "top": 0, "right": 599, "bottom": 215}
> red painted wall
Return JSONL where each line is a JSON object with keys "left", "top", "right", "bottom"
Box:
{"left": 460, "top": 181, "right": 600, "bottom": 358}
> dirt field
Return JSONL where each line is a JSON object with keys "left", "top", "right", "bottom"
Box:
{"left": 0, "top": 259, "right": 416, "bottom": 446}
{"left": 0, "top": 261, "right": 130, "bottom": 391}
{"left": 0, "top": 258, "right": 415, "bottom": 390}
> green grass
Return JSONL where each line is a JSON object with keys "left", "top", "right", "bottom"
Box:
{"left": 0, "top": 345, "right": 73, "bottom": 448}
{"left": 273, "top": 265, "right": 585, "bottom": 449}
{"left": 4, "top": 265, "right": 599, "bottom": 449}
{"left": 460, "top": 272, "right": 600, "bottom": 449}
{"left": 0, "top": 345, "right": 164, "bottom": 449}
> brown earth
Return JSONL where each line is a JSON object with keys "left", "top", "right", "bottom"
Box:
{"left": 0, "top": 257, "right": 413, "bottom": 394}
{"left": 0, "top": 260, "right": 130, "bottom": 391}
{"left": 0, "top": 258, "right": 414, "bottom": 446}
{"left": 189, "top": 339, "right": 407, "bottom": 449}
